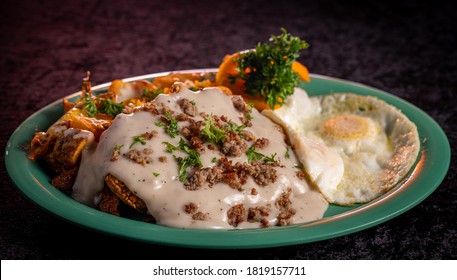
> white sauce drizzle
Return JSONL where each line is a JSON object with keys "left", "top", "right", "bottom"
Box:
{"left": 72, "top": 86, "right": 328, "bottom": 229}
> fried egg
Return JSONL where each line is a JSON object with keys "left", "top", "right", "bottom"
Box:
{"left": 262, "top": 89, "right": 345, "bottom": 203}
{"left": 263, "top": 88, "right": 420, "bottom": 205}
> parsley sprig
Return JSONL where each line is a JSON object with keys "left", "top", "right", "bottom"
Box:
{"left": 246, "top": 102, "right": 254, "bottom": 120}
{"left": 246, "top": 146, "right": 265, "bottom": 163}
{"left": 99, "top": 99, "right": 124, "bottom": 117}
{"left": 130, "top": 135, "right": 146, "bottom": 148}
{"left": 227, "top": 122, "right": 246, "bottom": 134}
{"left": 246, "top": 146, "right": 277, "bottom": 164}
{"left": 81, "top": 96, "right": 124, "bottom": 118}
{"left": 200, "top": 116, "right": 227, "bottom": 144}
{"left": 200, "top": 116, "right": 247, "bottom": 144}
{"left": 162, "top": 138, "right": 202, "bottom": 182}
{"left": 82, "top": 96, "right": 98, "bottom": 117}
{"left": 114, "top": 144, "right": 124, "bottom": 151}
{"left": 155, "top": 112, "right": 179, "bottom": 138}
{"left": 230, "top": 28, "right": 309, "bottom": 109}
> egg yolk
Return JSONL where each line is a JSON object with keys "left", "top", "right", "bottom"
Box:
{"left": 322, "top": 114, "right": 369, "bottom": 139}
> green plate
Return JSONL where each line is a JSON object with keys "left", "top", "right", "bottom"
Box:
{"left": 4, "top": 70, "right": 450, "bottom": 249}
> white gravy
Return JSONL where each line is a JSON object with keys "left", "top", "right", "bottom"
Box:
{"left": 72, "top": 85, "right": 328, "bottom": 229}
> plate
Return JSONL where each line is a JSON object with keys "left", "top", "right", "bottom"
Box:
{"left": 4, "top": 69, "right": 450, "bottom": 249}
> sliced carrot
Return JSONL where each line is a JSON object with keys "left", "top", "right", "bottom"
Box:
{"left": 292, "top": 61, "right": 310, "bottom": 82}
{"left": 215, "top": 53, "right": 245, "bottom": 95}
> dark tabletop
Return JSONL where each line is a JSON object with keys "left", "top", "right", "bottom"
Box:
{"left": 1, "top": 0, "right": 456, "bottom": 260}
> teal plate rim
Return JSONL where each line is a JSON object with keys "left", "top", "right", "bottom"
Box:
{"left": 4, "top": 69, "right": 451, "bottom": 249}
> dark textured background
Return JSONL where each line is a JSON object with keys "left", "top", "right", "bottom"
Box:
{"left": 1, "top": 0, "right": 456, "bottom": 259}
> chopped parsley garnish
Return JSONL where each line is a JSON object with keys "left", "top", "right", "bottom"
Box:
{"left": 99, "top": 99, "right": 124, "bottom": 117}
{"left": 285, "top": 147, "right": 290, "bottom": 159}
{"left": 165, "top": 116, "right": 179, "bottom": 138}
{"left": 229, "top": 28, "right": 309, "bottom": 109}
{"left": 82, "top": 96, "right": 98, "bottom": 117}
{"left": 227, "top": 122, "right": 246, "bottom": 134}
{"left": 263, "top": 153, "right": 277, "bottom": 163}
{"left": 155, "top": 112, "right": 179, "bottom": 138}
{"left": 246, "top": 146, "right": 265, "bottom": 163}
{"left": 211, "top": 157, "right": 217, "bottom": 163}
{"left": 200, "top": 116, "right": 226, "bottom": 144}
{"left": 246, "top": 103, "right": 254, "bottom": 120}
{"left": 176, "top": 139, "right": 202, "bottom": 182}
{"left": 177, "top": 137, "right": 197, "bottom": 155}
{"left": 130, "top": 135, "right": 147, "bottom": 148}
{"left": 176, "top": 154, "right": 201, "bottom": 182}
{"left": 82, "top": 96, "right": 124, "bottom": 118}
{"left": 153, "top": 172, "right": 160, "bottom": 177}
{"left": 162, "top": 138, "right": 202, "bottom": 182}
{"left": 114, "top": 144, "right": 124, "bottom": 151}
{"left": 246, "top": 146, "right": 278, "bottom": 164}
{"left": 162, "top": 141, "right": 179, "bottom": 153}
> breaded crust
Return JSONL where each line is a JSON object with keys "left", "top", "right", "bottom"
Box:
{"left": 104, "top": 174, "right": 147, "bottom": 213}
{"left": 99, "top": 186, "right": 121, "bottom": 216}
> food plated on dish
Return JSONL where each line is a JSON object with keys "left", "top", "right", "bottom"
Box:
{"left": 6, "top": 29, "right": 449, "bottom": 246}
{"left": 25, "top": 30, "right": 421, "bottom": 230}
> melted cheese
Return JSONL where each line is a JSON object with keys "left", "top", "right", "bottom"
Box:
{"left": 72, "top": 86, "right": 328, "bottom": 229}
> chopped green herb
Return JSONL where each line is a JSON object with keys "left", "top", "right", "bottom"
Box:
{"left": 162, "top": 138, "right": 202, "bottom": 182}
{"left": 178, "top": 138, "right": 196, "bottom": 155}
{"left": 211, "top": 157, "right": 217, "bottom": 163}
{"left": 164, "top": 112, "right": 179, "bottom": 138}
{"left": 153, "top": 172, "right": 160, "bottom": 177}
{"left": 227, "top": 122, "right": 246, "bottom": 134}
{"left": 82, "top": 96, "right": 124, "bottom": 118}
{"left": 229, "top": 28, "right": 309, "bottom": 109}
{"left": 190, "top": 100, "right": 196, "bottom": 105}
{"left": 246, "top": 102, "right": 254, "bottom": 120}
{"left": 130, "top": 135, "right": 146, "bottom": 148}
{"left": 162, "top": 141, "right": 179, "bottom": 153}
{"left": 246, "top": 146, "right": 278, "bottom": 164}
{"left": 176, "top": 154, "right": 201, "bottom": 182}
{"left": 285, "top": 147, "right": 290, "bottom": 159}
{"left": 263, "top": 153, "right": 277, "bottom": 163}
{"left": 155, "top": 112, "right": 179, "bottom": 138}
{"left": 82, "top": 96, "right": 98, "bottom": 117}
{"left": 99, "top": 99, "right": 124, "bottom": 117}
{"left": 200, "top": 116, "right": 226, "bottom": 144}
{"left": 176, "top": 138, "right": 202, "bottom": 182}
{"left": 114, "top": 144, "right": 124, "bottom": 151}
{"left": 246, "top": 146, "right": 265, "bottom": 163}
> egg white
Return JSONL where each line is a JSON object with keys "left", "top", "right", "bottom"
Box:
{"left": 262, "top": 88, "right": 345, "bottom": 203}
{"left": 263, "top": 88, "right": 420, "bottom": 205}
